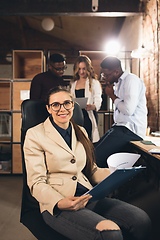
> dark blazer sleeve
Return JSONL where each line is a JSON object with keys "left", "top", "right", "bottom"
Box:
{"left": 30, "top": 75, "right": 42, "bottom": 100}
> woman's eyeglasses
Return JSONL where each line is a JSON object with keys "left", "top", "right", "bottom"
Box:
{"left": 49, "top": 100, "right": 73, "bottom": 112}
{"left": 50, "top": 64, "right": 67, "bottom": 73}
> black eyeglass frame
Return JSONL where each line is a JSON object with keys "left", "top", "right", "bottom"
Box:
{"left": 50, "top": 64, "right": 67, "bottom": 73}
{"left": 100, "top": 70, "right": 115, "bottom": 79}
{"left": 49, "top": 100, "right": 74, "bottom": 112}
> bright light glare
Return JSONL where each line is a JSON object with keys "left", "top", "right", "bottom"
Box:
{"left": 104, "top": 40, "right": 120, "bottom": 55}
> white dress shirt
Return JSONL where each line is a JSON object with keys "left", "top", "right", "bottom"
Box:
{"left": 113, "top": 70, "right": 147, "bottom": 139}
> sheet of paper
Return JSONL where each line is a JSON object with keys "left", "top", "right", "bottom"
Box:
{"left": 148, "top": 148, "right": 160, "bottom": 154}
{"left": 144, "top": 136, "right": 160, "bottom": 141}
{"left": 150, "top": 141, "right": 160, "bottom": 147}
{"left": 144, "top": 136, "right": 160, "bottom": 146}
{"left": 20, "top": 90, "right": 30, "bottom": 100}
{"left": 73, "top": 97, "right": 88, "bottom": 109}
{"left": 151, "top": 131, "right": 160, "bottom": 137}
{"left": 107, "top": 152, "right": 141, "bottom": 173}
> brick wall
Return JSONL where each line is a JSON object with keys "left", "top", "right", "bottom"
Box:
{"left": 143, "top": 0, "right": 160, "bottom": 132}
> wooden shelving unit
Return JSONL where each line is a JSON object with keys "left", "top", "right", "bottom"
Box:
{"left": 0, "top": 81, "right": 11, "bottom": 110}
{"left": 13, "top": 50, "right": 44, "bottom": 80}
{"left": 0, "top": 51, "right": 12, "bottom": 174}
{"left": 0, "top": 49, "right": 45, "bottom": 174}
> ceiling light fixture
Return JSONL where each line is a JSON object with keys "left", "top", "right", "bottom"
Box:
{"left": 92, "top": 0, "right": 99, "bottom": 12}
{"left": 131, "top": 45, "right": 153, "bottom": 58}
{"left": 42, "top": 18, "right": 55, "bottom": 31}
{"left": 6, "top": 53, "right": 12, "bottom": 62}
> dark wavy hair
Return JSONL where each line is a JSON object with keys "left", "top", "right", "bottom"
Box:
{"left": 46, "top": 86, "right": 96, "bottom": 179}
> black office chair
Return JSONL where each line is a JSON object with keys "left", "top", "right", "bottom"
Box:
{"left": 20, "top": 99, "right": 84, "bottom": 240}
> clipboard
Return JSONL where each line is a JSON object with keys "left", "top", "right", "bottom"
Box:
{"left": 73, "top": 97, "right": 88, "bottom": 109}
{"left": 84, "top": 166, "right": 146, "bottom": 201}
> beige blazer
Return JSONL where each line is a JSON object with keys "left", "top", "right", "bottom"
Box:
{"left": 24, "top": 117, "right": 110, "bottom": 215}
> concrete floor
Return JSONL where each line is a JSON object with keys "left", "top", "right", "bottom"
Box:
{"left": 0, "top": 172, "right": 160, "bottom": 240}
{"left": 113, "top": 171, "right": 160, "bottom": 240}
{"left": 0, "top": 175, "right": 36, "bottom": 240}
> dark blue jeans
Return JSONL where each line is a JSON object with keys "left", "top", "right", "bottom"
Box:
{"left": 42, "top": 198, "right": 151, "bottom": 240}
{"left": 94, "top": 126, "right": 143, "bottom": 168}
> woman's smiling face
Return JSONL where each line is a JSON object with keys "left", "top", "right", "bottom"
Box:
{"left": 78, "top": 61, "right": 87, "bottom": 79}
{"left": 47, "top": 91, "right": 74, "bottom": 129}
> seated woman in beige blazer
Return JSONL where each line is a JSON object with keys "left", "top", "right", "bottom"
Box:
{"left": 24, "top": 86, "right": 151, "bottom": 240}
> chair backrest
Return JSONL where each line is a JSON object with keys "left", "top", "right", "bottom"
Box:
{"left": 20, "top": 99, "right": 84, "bottom": 220}
{"left": 21, "top": 99, "right": 84, "bottom": 143}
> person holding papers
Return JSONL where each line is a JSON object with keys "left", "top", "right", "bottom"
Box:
{"left": 70, "top": 55, "right": 102, "bottom": 142}
{"left": 24, "top": 86, "right": 151, "bottom": 240}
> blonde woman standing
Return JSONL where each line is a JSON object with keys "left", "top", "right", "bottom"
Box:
{"left": 70, "top": 55, "right": 102, "bottom": 142}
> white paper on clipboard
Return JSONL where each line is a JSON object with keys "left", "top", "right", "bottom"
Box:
{"left": 73, "top": 97, "right": 88, "bottom": 109}
{"left": 107, "top": 152, "right": 141, "bottom": 173}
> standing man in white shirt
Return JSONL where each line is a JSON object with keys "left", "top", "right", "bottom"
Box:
{"left": 94, "top": 56, "right": 148, "bottom": 168}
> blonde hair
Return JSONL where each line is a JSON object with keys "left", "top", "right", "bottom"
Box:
{"left": 73, "top": 55, "right": 98, "bottom": 91}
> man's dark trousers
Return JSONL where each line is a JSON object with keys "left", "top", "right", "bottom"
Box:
{"left": 94, "top": 125, "right": 142, "bottom": 168}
